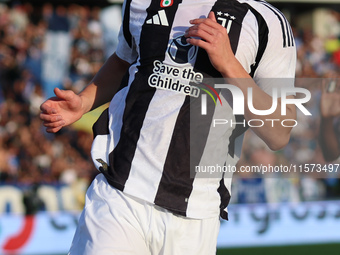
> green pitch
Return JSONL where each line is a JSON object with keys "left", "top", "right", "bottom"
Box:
{"left": 217, "top": 243, "right": 340, "bottom": 255}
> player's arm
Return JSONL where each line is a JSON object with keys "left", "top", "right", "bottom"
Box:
{"left": 319, "top": 117, "right": 340, "bottom": 161}
{"left": 79, "top": 53, "right": 130, "bottom": 113}
{"left": 40, "top": 53, "right": 130, "bottom": 133}
{"left": 319, "top": 84, "right": 340, "bottom": 161}
{"left": 186, "top": 12, "right": 296, "bottom": 151}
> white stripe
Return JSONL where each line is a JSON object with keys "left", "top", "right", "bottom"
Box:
{"left": 108, "top": 64, "right": 139, "bottom": 149}
{"left": 130, "top": 0, "right": 151, "bottom": 49}
{"left": 256, "top": 0, "right": 292, "bottom": 47}
{"left": 187, "top": 90, "right": 236, "bottom": 218}
{"left": 153, "top": 14, "right": 160, "bottom": 25}
{"left": 127, "top": 4, "right": 206, "bottom": 202}
{"left": 158, "top": 10, "right": 169, "bottom": 26}
{"left": 91, "top": 134, "right": 111, "bottom": 170}
{"left": 264, "top": 3, "right": 290, "bottom": 46}
{"left": 201, "top": 94, "right": 207, "bottom": 115}
{"left": 124, "top": 91, "right": 186, "bottom": 202}
{"left": 234, "top": 10, "right": 258, "bottom": 74}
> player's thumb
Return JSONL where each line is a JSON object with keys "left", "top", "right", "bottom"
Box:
{"left": 54, "top": 87, "right": 74, "bottom": 101}
{"left": 208, "top": 11, "right": 216, "bottom": 21}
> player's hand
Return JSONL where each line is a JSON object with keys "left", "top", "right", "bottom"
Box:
{"left": 185, "top": 11, "right": 234, "bottom": 75}
{"left": 40, "top": 87, "right": 84, "bottom": 133}
{"left": 320, "top": 81, "right": 340, "bottom": 118}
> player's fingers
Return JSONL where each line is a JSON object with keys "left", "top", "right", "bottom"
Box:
{"left": 189, "top": 13, "right": 220, "bottom": 29}
{"left": 187, "top": 18, "right": 227, "bottom": 42}
{"left": 208, "top": 11, "right": 216, "bottom": 21}
{"left": 190, "top": 16, "right": 217, "bottom": 26}
{"left": 185, "top": 24, "right": 215, "bottom": 42}
{"left": 39, "top": 112, "right": 63, "bottom": 122}
{"left": 54, "top": 87, "right": 75, "bottom": 101}
{"left": 42, "top": 120, "right": 65, "bottom": 128}
{"left": 40, "top": 103, "right": 57, "bottom": 114}
{"left": 186, "top": 37, "right": 209, "bottom": 50}
{"left": 46, "top": 126, "right": 63, "bottom": 133}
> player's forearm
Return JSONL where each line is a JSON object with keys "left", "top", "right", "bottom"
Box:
{"left": 319, "top": 117, "right": 340, "bottom": 161}
{"left": 79, "top": 53, "right": 130, "bottom": 114}
{"left": 245, "top": 91, "right": 296, "bottom": 151}
{"left": 220, "top": 59, "right": 296, "bottom": 151}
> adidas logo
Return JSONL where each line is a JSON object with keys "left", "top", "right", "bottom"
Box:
{"left": 146, "top": 10, "right": 169, "bottom": 26}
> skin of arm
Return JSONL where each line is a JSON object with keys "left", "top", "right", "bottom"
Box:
{"left": 40, "top": 53, "right": 131, "bottom": 133}
{"left": 319, "top": 87, "right": 340, "bottom": 161}
{"left": 185, "top": 12, "right": 296, "bottom": 151}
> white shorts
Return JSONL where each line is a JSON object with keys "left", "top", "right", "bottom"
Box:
{"left": 68, "top": 174, "right": 220, "bottom": 255}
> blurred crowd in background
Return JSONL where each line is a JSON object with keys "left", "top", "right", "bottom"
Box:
{"left": 0, "top": 2, "right": 340, "bottom": 210}
{"left": 0, "top": 3, "right": 101, "bottom": 194}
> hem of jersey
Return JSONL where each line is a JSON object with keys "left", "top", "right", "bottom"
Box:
{"left": 100, "top": 171, "right": 228, "bottom": 220}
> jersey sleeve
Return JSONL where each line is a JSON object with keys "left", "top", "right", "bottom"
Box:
{"left": 253, "top": 8, "right": 296, "bottom": 95}
{"left": 115, "top": 0, "right": 138, "bottom": 64}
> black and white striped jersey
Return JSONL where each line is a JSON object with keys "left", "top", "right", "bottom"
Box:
{"left": 91, "top": 0, "right": 296, "bottom": 219}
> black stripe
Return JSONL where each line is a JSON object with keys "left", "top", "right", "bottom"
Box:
{"left": 139, "top": 2, "right": 182, "bottom": 66}
{"left": 256, "top": 0, "right": 292, "bottom": 48}
{"left": 288, "top": 23, "right": 295, "bottom": 47}
{"left": 116, "top": 68, "right": 133, "bottom": 94}
{"left": 227, "top": 115, "right": 248, "bottom": 158}
{"left": 265, "top": 0, "right": 295, "bottom": 47}
{"left": 212, "top": 0, "right": 249, "bottom": 54}
{"left": 210, "top": 0, "right": 250, "bottom": 218}
{"left": 212, "top": 0, "right": 250, "bottom": 158}
{"left": 105, "top": 0, "right": 183, "bottom": 191}
{"left": 247, "top": 4, "right": 269, "bottom": 77}
{"left": 154, "top": 95, "right": 193, "bottom": 216}
{"left": 265, "top": 3, "right": 291, "bottom": 47}
{"left": 154, "top": 79, "right": 219, "bottom": 216}
{"left": 193, "top": 0, "right": 249, "bottom": 77}
{"left": 192, "top": 0, "right": 250, "bottom": 162}
{"left": 92, "top": 108, "right": 110, "bottom": 137}
{"left": 283, "top": 16, "right": 292, "bottom": 47}
{"left": 122, "top": 0, "right": 133, "bottom": 48}
{"left": 155, "top": 0, "right": 251, "bottom": 216}
{"left": 92, "top": 108, "right": 126, "bottom": 189}
{"left": 265, "top": 5, "right": 287, "bottom": 47}
{"left": 218, "top": 169, "right": 231, "bottom": 220}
